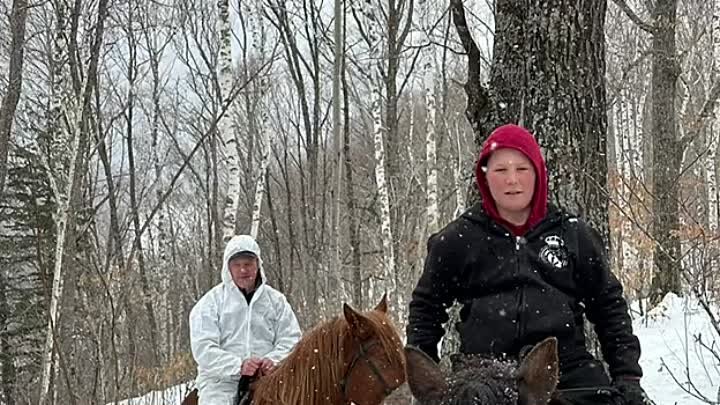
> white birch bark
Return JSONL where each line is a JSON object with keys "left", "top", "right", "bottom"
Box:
{"left": 39, "top": 92, "right": 86, "bottom": 405}
{"left": 707, "top": 2, "right": 720, "bottom": 273}
{"left": 249, "top": 107, "right": 270, "bottom": 239}
{"left": 408, "top": 97, "right": 415, "bottom": 169}
{"left": 248, "top": 1, "right": 269, "bottom": 239}
{"left": 38, "top": 2, "right": 70, "bottom": 401}
{"left": 218, "top": 0, "right": 240, "bottom": 242}
{"left": 362, "top": 1, "right": 396, "bottom": 295}
{"left": 424, "top": 58, "right": 439, "bottom": 233}
{"left": 454, "top": 117, "right": 466, "bottom": 218}
{"left": 39, "top": 0, "right": 109, "bottom": 399}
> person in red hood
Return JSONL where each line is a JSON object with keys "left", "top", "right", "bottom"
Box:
{"left": 407, "top": 124, "right": 654, "bottom": 405}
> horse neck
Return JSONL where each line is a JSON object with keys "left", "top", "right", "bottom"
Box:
{"left": 252, "top": 323, "right": 350, "bottom": 405}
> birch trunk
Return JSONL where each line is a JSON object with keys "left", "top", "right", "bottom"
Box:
{"left": 707, "top": 2, "right": 720, "bottom": 282}
{"left": 38, "top": 1, "right": 70, "bottom": 401}
{"left": 425, "top": 57, "right": 439, "bottom": 233}
{"left": 218, "top": 0, "right": 240, "bottom": 242}
{"left": 365, "top": 4, "right": 397, "bottom": 298}
{"left": 453, "top": 118, "right": 466, "bottom": 218}
{"left": 38, "top": 0, "right": 109, "bottom": 401}
{"left": 248, "top": 2, "right": 269, "bottom": 239}
{"left": 249, "top": 122, "right": 269, "bottom": 239}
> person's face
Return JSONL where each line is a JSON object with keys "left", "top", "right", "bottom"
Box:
{"left": 485, "top": 148, "right": 536, "bottom": 221}
{"left": 229, "top": 255, "right": 259, "bottom": 291}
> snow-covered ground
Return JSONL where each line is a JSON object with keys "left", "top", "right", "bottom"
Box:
{"left": 113, "top": 293, "right": 718, "bottom": 405}
{"left": 111, "top": 383, "right": 191, "bottom": 405}
{"left": 633, "top": 293, "right": 719, "bottom": 405}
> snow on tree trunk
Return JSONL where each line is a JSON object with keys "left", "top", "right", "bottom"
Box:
{"left": 218, "top": 0, "right": 240, "bottom": 243}
{"left": 425, "top": 56, "right": 439, "bottom": 233}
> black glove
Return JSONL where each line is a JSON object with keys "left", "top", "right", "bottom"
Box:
{"left": 613, "top": 377, "right": 655, "bottom": 405}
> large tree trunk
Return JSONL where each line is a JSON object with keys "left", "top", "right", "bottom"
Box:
{"left": 649, "top": 0, "right": 682, "bottom": 304}
{"left": 451, "top": 0, "right": 609, "bottom": 231}
{"left": 0, "top": 0, "right": 28, "bottom": 198}
{"left": 449, "top": 0, "right": 609, "bottom": 358}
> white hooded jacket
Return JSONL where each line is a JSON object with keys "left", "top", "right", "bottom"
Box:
{"left": 189, "top": 235, "right": 301, "bottom": 405}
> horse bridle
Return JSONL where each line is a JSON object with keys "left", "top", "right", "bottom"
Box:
{"left": 338, "top": 339, "right": 395, "bottom": 402}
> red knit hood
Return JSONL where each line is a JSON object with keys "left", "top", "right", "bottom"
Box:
{"left": 475, "top": 124, "right": 548, "bottom": 235}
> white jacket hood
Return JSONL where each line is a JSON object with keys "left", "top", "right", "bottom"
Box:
{"left": 221, "top": 234, "right": 266, "bottom": 286}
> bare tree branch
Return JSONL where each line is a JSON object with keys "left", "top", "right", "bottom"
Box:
{"left": 679, "top": 79, "right": 720, "bottom": 146}
{"left": 449, "top": 0, "right": 490, "bottom": 135}
{"left": 611, "top": 0, "right": 656, "bottom": 34}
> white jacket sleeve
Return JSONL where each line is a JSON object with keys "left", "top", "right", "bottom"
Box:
{"left": 264, "top": 296, "right": 302, "bottom": 364}
{"left": 189, "top": 299, "right": 244, "bottom": 377}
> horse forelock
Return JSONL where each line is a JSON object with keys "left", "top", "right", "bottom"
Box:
{"left": 446, "top": 357, "right": 519, "bottom": 405}
{"left": 364, "top": 310, "right": 406, "bottom": 370}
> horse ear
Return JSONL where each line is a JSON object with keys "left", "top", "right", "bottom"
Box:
{"left": 517, "top": 337, "right": 559, "bottom": 405}
{"left": 405, "top": 346, "right": 447, "bottom": 404}
{"left": 374, "top": 293, "right": 388, "bottom": 313}
{"left": 343, "top": 303, "right": 373, "bottom": 340}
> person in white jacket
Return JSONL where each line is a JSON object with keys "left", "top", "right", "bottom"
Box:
{"left": 189, "top": 234, "right": 302, "bottom": 405}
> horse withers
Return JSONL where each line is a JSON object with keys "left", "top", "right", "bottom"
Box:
{"left": 183, "top": 294, "right": 406, "bottom": 405}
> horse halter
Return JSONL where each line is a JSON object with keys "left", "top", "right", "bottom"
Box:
{"left": 339, "top": 339, "right": 395, "bottom": 402}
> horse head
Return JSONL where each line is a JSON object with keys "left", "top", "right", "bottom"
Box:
{"left": 340, "top": 294, "right": 407, "bottom": 405}
{"left": 406, "top": 337, "right": 559, "bottom": 405}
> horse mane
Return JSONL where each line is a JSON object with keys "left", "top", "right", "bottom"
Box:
{"left": 252, "top": 309, "right": 405, "bottom": 405}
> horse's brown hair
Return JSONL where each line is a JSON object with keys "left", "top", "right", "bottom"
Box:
{"left": 252, "top": 306, "right": 405, "bottom": 405}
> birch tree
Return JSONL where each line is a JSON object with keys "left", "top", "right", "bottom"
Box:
{"left": 218, "top": 0, "right": 241, "bottom": 242}
{"left": 366, "top": 1, "right": 397, "bottom": 299}
{"left": 246, "top": 0, "right": 271, "bottom": 240}
{"left": 38, "top": 0, "right": 111, "bottom": 401}
{"left": 424, "top": 55, "right": 439, "bottom": 233}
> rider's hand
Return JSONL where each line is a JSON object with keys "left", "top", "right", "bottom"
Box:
{"left": 241, "top": 357, "right": 262, "bottom": 376}
{"left": 259, "top": 358, "right": 275, "bottom": 375}
{"left": 613, "top": 377, "right": 655, "bottom": 405}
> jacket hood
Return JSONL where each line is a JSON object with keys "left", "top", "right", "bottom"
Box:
{"left": 221, "top": 235, "right": 266, "bottom": 287}
{"left": 475, "top": 124, "right": 548, "bottom": 233}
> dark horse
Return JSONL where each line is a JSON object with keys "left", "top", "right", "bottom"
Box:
{"left": 405, "top": 337, "right": 561, "bottom": 405}
{"left": 183, "top": 294, "right": 406, "bottom": 405}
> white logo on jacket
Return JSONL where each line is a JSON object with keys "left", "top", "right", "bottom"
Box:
{"left": 540, "top": 235, "right": 568, "bottom": 269}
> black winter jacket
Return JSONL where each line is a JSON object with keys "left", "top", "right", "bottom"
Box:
{"left": 406, "top": 203, "right": 642, "bottom": 379}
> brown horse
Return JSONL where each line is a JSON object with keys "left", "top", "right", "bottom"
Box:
{"left": 183, "top": 294, "right": 406, "bottom": 405}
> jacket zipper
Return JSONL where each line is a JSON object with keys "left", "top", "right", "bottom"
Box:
{"left": 245, "top": 292, "right": 256, "bottom": 359}
{"left": 515, "top": 236, "right": 526, "bottom": 341}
